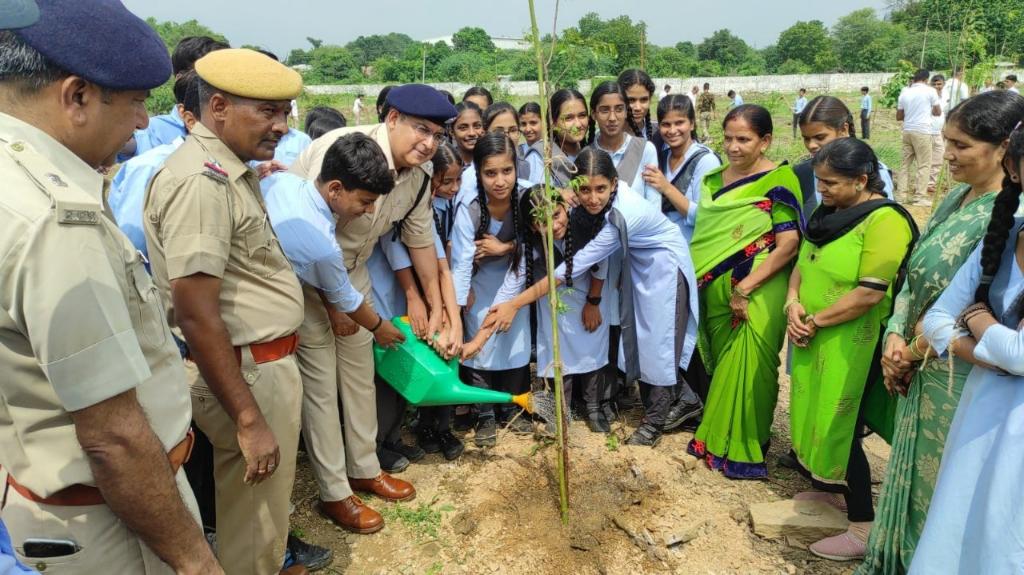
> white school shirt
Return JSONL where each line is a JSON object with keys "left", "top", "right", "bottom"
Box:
{"left": 898, "top": 82, "right": 941, "bottom": 134}
{"left": 366, "top": 232, "right": 446, "bottom": 320}
{"left": 660, "top": 142, "right": 722, "bottom": 244}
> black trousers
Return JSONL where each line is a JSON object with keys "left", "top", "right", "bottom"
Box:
{"left": 810, "top": 429, "right": 874, "bottom": 522}
{"left": 375, "top": 375, "right": 406, "bottom": 447}
{"left": 545, "top": 368, "right": 605, "bottom": 415}
{"left": 183, "top": 424, "right": 216, "bottom": 531}
{"left": 468, "top": 365, "right": 530, "bottom": 420}
{"left": 793, "top": 113, "right": 801, "bottom": 139}
{"left": 417, "top": 405, "right": 451, "bottom": 432}
{"left": 861, "top": 109, "right": 871, "bottom": 139}
{"left": 638, "top": 382, "right": 675, "bottom": 428}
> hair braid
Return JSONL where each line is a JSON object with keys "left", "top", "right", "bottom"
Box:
{"left": 432, "top": 208, "right": 444, "bottom": 241}
{"left": 508, "top": 181, "right": 522, "bottom": 275}
{"left": 974, "top": 177, "right": 1021, "bottom": 306}
{"left": 563, "top": 221, "right": 575, "bottom": 289}
{"left": 643, "top": 108, "right": 654, "bottom": 141}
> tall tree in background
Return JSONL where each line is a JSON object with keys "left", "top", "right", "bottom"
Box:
{"left": 697, "top": 29, "right": 753, "bottom": 74}
{"left": 776, "top": 20, "right": 837, "bottom": 72}
{"left": 346, "top": 33, "right": 417, "bottom": 68}
{"left": 832, "top": 9, "right": 906, "bottom": 72}
{"left": 889, "top": 0, "right": 1023, "bottom": 64}
{"left": 452, "top": 27, "right": 497, "bottom": 53}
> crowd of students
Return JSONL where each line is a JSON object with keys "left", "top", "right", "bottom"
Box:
{"left": 3, "top": 5, "right": 1024, "bottom": 570}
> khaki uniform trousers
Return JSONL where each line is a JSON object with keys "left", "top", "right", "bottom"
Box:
{"left": 190, "top": 352, "right": 302, "bottom": 575}
{"left": 699, "top": 111, "right": 713, "bottom": 142}
{"left": 929, "top": 132, "right": 946, "bottom": 188}
{"left": 898, "top": 131, "right": 933, "bottom": 199}
{"left": 2, "top": 469, "right": 199, "bottom": 574}
{"left": 297, "top": 265, "right": 381, "bottom": 504}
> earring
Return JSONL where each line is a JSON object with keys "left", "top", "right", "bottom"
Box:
{"left": 856, "top": 185, "right": 864, "bottom": 192}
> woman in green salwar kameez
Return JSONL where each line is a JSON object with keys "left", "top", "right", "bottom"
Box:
{"left": 856, "top": 90, "right": 1024, "bottom": 574}
{"left": 686, "top": 104, "right": 803, "bottom": 479}
{"left": 785, "top": 138, "right": 917, "bottom": 561}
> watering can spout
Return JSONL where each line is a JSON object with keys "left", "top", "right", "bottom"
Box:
{"left": 511, "top": 392, "right": 533, "bottom": 413}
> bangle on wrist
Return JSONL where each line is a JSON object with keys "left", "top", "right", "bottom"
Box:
{"left": 783, "top": 297, "right": 799, "bottom": 315}
{"left": 370, "top": 315, "right": 384, "bottom": 332}
{"left": 733, "top": 285, "right": 751, "bottom": 300}
{"left": 806, "top": 314, "right": 820, "bottom": 329}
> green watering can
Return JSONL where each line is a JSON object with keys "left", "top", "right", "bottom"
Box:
{"left": 373, "top": 316, "right": 534, "bottom": 412}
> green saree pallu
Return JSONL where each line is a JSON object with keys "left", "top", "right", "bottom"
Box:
{"left": 687, "top": 163, "right": 803, "bottom": 480}
{"left": 790, "top": 206, "right": 915, "bottom": 485}
{"left": 859, "top": 186, "right": 996, "bottom": 575}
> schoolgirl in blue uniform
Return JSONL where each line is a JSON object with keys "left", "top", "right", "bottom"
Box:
{"left": 450, "top": 132, "right": 533, "bottom": 447}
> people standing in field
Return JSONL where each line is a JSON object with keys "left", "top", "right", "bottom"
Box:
{"left": 686, "top": 105, "right": 803, "bottom": 479}
{"left": 928, "top": 74, "right": 948, "bottom": 195}
{"left": 660, "top": 84, "right": 671, "bottom": 101}
{"left": 860, "top": 86, "right": 873, "bottom": 139}
{"left": 1004, "top": 74, "right": 1019, "bottom": 94}
{"left": 727, "top": 90, "right": 744, "bottom": 108}
{"left": 697, "top": 82, "right": 717, "bottom": 143}
{"left": 792, "top": 88, "right": 808, "bottom": 139}
{"left": 857, "top": 88, "right": 1024, "bottom": 575}
{"left": 897, "top": 69, "right": 942, "bottom": 206}
{"left": 352, "top": 94, "right": 364, "bottom": 125}
{"left": 689, "top": 85, "right": 700, "bottom": 108}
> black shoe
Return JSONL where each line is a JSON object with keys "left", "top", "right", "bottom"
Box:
{"left": 438, "top": 429, "right": 465, "bottom": 460}
{"left": 385, "top": 440, "right": 425, "bottom": 463}
{"left": 377, "top": 447, "right": 410, "bottom": 473}
{"left": 625, "top": 423, "right": 663, "bottom": 447}
{"left": 777, "top": 449, "right": 800, "bottom": 470}
{"left": 678, "top": 415, "right": 702, "bottom": 433}
{"left": 474, "top": 417, "right": 497, "bottom": 447}
{"left": 586, "top": 411, "right": 611, "bottom": 433}
{"left": 453, "top": 407, "right": 477, "bottom": 431}
{"left": 286, "top": 533, "right": 333, "bottom": 572}
{"left": 416, "top": 427, "right": 442, "bottom": 454}
{"left": 663, "top": 398, "right": 703, "bottom": 432}
{"left": 600, "top": 401, "right": 618, "bottom": 423}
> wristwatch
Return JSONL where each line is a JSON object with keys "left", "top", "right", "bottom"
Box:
{"left": 586, "top": 296, "right": 602, "bottom": 306}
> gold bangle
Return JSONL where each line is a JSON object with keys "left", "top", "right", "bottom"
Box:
{"left": 733, "top": 285, "right": 751, "bottom": 300}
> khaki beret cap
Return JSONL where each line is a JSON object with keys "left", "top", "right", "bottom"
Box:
{"left": 195, "top": 48, "right": 302, "bottom": 100}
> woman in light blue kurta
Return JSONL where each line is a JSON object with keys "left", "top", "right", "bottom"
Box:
{"left": 450, "top": 133, "right": 532, "bottom": 446}
{"left": 910, "top": 166, "right": 1024, "bottom": 575}
{"left": 482, "top": 148, "right": 699, "bottom": 447}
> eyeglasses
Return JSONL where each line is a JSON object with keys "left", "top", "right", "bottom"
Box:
{"left": 402, "top": 116, "right": 446, "bottom": 146}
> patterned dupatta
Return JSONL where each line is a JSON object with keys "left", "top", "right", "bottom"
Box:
{"left": 689, "top": 163, "right": 804, "bottom": 288}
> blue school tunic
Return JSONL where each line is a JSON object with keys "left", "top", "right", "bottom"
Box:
{"left": 131, "top": 107, "right": 186, "bottom": 159}
{"left": 497, "top": 243, "right": 611, "bottom": 377}
{"left": 367, "top": 232, "right": 446, "bottom": 320}
{"left": 451, "top": 185, "right": 532, "bottom": 372}
{"left": 555, "top": 182, "right": 699, "bottom": 386}
{"left": 658, "top": 142, "right": 722, "bottom": 244}
{"left": 274, "top": 128, "right": 313, "bottom": 167}
{"left": 593, "top": 133, "right": 659, "bottom": 200}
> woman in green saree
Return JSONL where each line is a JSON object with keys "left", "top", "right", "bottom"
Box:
{"left": 686, "top": 104, "right": 803, "bottom": 479}
{"left": 857, "top": 90, "right": 1024, "bottom": 573}
{"left": 786, "top": 138, "right": 918, "bottom": 562}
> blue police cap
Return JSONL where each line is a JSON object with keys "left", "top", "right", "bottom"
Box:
{"left": 14, "top": 0, "right": 171, "bottom": 91}
{"left": 0, "top": 0, "right": 39, "bottom": 29}
{"left": 385, "top": 84, "right": 458, "bottom": 126}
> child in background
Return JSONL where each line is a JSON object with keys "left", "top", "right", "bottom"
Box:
{"left": 618, "top": 69, "right": 657, "bottom": 141}
{"left": 463, "top": 86, "right": 494, "bottom": 110}
{"left": 518, "top": 101, "right": 543, "bottom": 157}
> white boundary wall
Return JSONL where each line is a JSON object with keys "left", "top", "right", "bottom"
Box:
{"left": 305, "top": 72, "right": 901, "bottom": 98}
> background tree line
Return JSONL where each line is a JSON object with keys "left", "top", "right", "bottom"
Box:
{"left": 144, "top": 1, "right": 1022, "bottom": 97}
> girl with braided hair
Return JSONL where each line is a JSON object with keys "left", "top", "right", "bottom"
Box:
{"left": 480, "top": 148, "right": 700, "bottom": 447}
{"left": 467, "top": 185, "right": 612, "bottom": 432}
{"left": 909, "top": 121, "right": 1024, "bottom": 574}
{"left": 618, "top": 69, "right": 657, "bottom": 142}
{"left": 523, "top": 89, "right": 591, "bottom": 191}
{"left": 450, "top": 132, "right": 532, "bottom": 447}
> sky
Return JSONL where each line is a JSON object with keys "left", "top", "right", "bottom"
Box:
{"left": 122, "top": 0, "right": 892, "bottom": 57}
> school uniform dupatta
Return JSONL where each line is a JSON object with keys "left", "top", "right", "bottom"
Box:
{"left": 686, "top": 163, "right": 803, "bottom": 479}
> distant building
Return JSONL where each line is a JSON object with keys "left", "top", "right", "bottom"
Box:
{"left": 423, "top": 35, "right": 530, "bottom": 51}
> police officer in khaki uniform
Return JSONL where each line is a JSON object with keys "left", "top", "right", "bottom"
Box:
{"left": 289, "top": 85, "right": 456, "bottom": 531}
{"left": 0, "top": 2, "right": 220, "bottom": 574}
{"left": 144, "top": 49, "right": 309, "bottom": 575}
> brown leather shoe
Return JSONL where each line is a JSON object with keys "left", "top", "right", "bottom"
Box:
{"left": 348, "top": 472, "right": 416, "bottom": 502}
{"left": 280, "top": 565, "right": 309, "bottom": 575}
{"left": 320, "top": 495, "right": 384, "bottom": 534}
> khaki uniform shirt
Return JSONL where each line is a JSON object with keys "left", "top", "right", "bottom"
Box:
{"left": 0, "top": 113, "right": 191, "bottom": 497}
{"left": 698, "top": 92, "right": 716, "bottom": 113}
{"left": 144, "top": 124, "right": 303, "bottom": 346}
